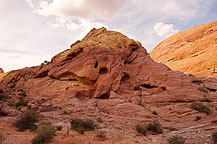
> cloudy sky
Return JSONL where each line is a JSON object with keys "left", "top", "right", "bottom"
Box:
{"left": 0, "top": 0, "right": 217, "bottom": 72}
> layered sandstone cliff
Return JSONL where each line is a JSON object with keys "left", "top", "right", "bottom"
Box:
{"left": 150, "top": 20, "right": 217, "bottom": 78}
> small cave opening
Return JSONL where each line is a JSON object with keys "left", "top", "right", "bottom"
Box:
{"left": 99, "top": 67, "right": 108, "bottom": 74}
{"left": 94, "top": 61, "right": 98, "bottom": 68}
{"left": 140, "top": 84, "right": 157, "bottom": 89}
{"left": 35, "top": 70, "right": 49, "bottom": 78}
{"left": 68, "top": 78, "right": 78, "bottom": 81}
{"left": 97, "top": 93, "right": 110, "bottom": 99}
{"left": 66, "top": 48, "right": 83, "bottom": 60}
{"left": 121, "top": 72, "right": 130, "bottom": 81}
{"left": 161, "top": 87, "right": 166, "bottom": 91}
{"left": 206, "top": 87, "right": 216, "bottom": 92}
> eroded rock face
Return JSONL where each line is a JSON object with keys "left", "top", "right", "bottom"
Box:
{"left": 0, "top": 27, "right": 217, "bottom": 144}
{"left": 0, "top": 27, "right": 204, "bottom": 101}
{"left": 150, "top": 20, "right": 217, "bottom": 78}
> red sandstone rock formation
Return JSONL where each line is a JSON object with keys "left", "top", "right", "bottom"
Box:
{"left": 150, "top": 20, "right": 217, "bottom": 78}
{"left": 0, "top": 28, "right": 217, "bottom": 144}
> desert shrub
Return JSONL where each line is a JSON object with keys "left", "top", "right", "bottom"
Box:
{"left": 0, "top": 133, "right": 5, "bottom": 144}
{"left": 167, "top": 135, "right": 186, "bottom": 144}
{"left": 192, "top": 79, "right": 202, "bottom": 84}
{"left": 136, "top": 121, "right": 162, "bottom": 135}
{"left": 77, "top": 127, "right": 85, "bottom": 134}
{"left": 198, "top": 86, "right": 208, "bottom": 93}
{"left": 187, "top": 73, "right": 195, "bottom": 78}
{"left": 96, "top": 130, "right": 106, "bottom": 139}
{"left": 71, "top": 118, "right": 95, "bottom": 134}
{"left": 190, "top": 102, "right": 211, "bottom": 115}
{"left": 19, "top": 91, "right": 26, "bottom": 97}
{"left": 146, "top": 121, "right": 162, "bottom": 134}
{"left": 134, "top": 86, "right": 141, "bottom": 91}
{"left": 152, "top": 111, "right": 158, "bottom": 115}
{"left": 96, "top": 117, "right": 103, "bottom": 123}
{"left": 0, "top": 93, "right": 8, "bottom": 100}
{"left": 212, "top": 131, "right": 217, "bottom": 143}
{"left": 195, "top": 116, "right": 201, "bottom": 121}
{"left": 32, "top": 123, "right": 56, "bottom": 144}
{"left": 136, "top": 123, "right": 147, "bottom": 135}
{"left": 14, "top": 110, "right": 39, "bottom": 131}
{"left": 14, "top": 99, "right": 27, "bottom": 108}
{"left": 56, "top": 125, "right": 63, "bottom": 131}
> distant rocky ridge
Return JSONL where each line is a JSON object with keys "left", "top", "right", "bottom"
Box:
{"left": 150, "top": 20, "right": 217, "bottom": 78}
{"left": 0, "top": 28, "right": 217, "bottom": 144}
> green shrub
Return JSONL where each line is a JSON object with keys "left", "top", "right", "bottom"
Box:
{"left": 14, "top": 99, "right": 27, "bottom": 108}
{"left": 195, "top": 116, "right": 201, "bottom": 121}
{"left": 56, "top": 125, "right": 63, "bottom": 131}
{"left": 190, "top": 102, "right": 211, "bottom": 115}
{"left": 167, "top": 135, "right": 186, "bottom": 144}
{"left": 212, "top": 131, "right": 217, "bottom": 143}
{"left": 32, "top": 123, "right": 56, "bottom": 144}
{"left": 146, "top": 121, "right": 162, "bottom": 134}
{"left": 71, "top": 118, "right": 95, "bottom": 134}
{"left": 96, "top": 130, "right": 106, "bottom": 139}
{"left": 134, "top": 86, "right": 141, "bottom": 91}
{"left": 77, "top": 127, "right": 85, "bottom": 134}
{"left": 14, "top": 110, "right": 39, "bottom": 131}
{"left": 136, "top": 123, "right": 147, "bottom": 135}
{"left": 198, "top": 86, "right": 208, "bottom": 93}
{"left": 136, "top": 121, "right": 162, "bottom": 135}
{"left": 96, "top": 117, "right": 103, "bottom": 123}
{"left": 0, "top": 133, "right": 5, "bottom": 144}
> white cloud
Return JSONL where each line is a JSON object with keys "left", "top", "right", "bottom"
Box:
{"left": 25, "top": 0, "right": 34, "bottom": 8}
{"left": 154, "top": 22, "right": 179, "bottom": 38}
{"left": 35, "top": 0, "right": 126, "bottom": 18}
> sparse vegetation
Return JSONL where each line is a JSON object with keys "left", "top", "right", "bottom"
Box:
{"left": 212, "top": 131, "right": 217, "bottom": 143}
{"left": 146, "top": 121, "right": 162, "bottom": 134}
{"left": 56, "top": 125, "right": 63, "bottom": 131}
{"left": 0, "top": 93, "right": 8, "bottom": 100}
{"left": 187, "top": 73, "right": 195, "bottom": 78}
{"left": 76, "top": 126, "right": 85, "bottom": 134}
{"left": 32, "top": 123, "right": 56, "bottom": 144}
{"left": 192, "top": 79, "right": 202, "bottom": 84}
{"left": 152, "top": 111, "right": 158, "bottom": 115}
{"left": 0, "top": 133, "right": 5, "bottom": 144}
{"left": 134, "top": 86, "right": 141, "bottom": 91}
{"left": 14, "top": 110, "right": 39, "bottom": 131}
{"left": 167, "top": 135, "right": 186, "bottom": 144}
{"left": 14, "top": 99, "right": 27, "bottom": 108}
{"left": 138, "top": 101, "right": 144, "bottom": 106}
{"left": 190, "top": 102, "right": 211, "bottom": 115}
{"left": 136, "top": 123, "right": 147, "bottom": 135}
{"left": 198, "top": 86, "right": 208, "bottom": 93}
{"left": 96, "top": 130, "right": 106, "bottom": 139}
{"left": 136, "top": 121, "right": 162, "bottom": 135}
{"left": 71, "top": 118, "right": 95, "bottom": 134}
{"left": 195, "top": 116, "right": 201, "bottom": 121}
{"left": 96, "top": 117, "right": 103, "bottom": 123}
{"left": 63, "top": 110, "right": 70, "bottom": 115}
{"left": 19, "top": 91, "right": 26, "bottom": 97}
